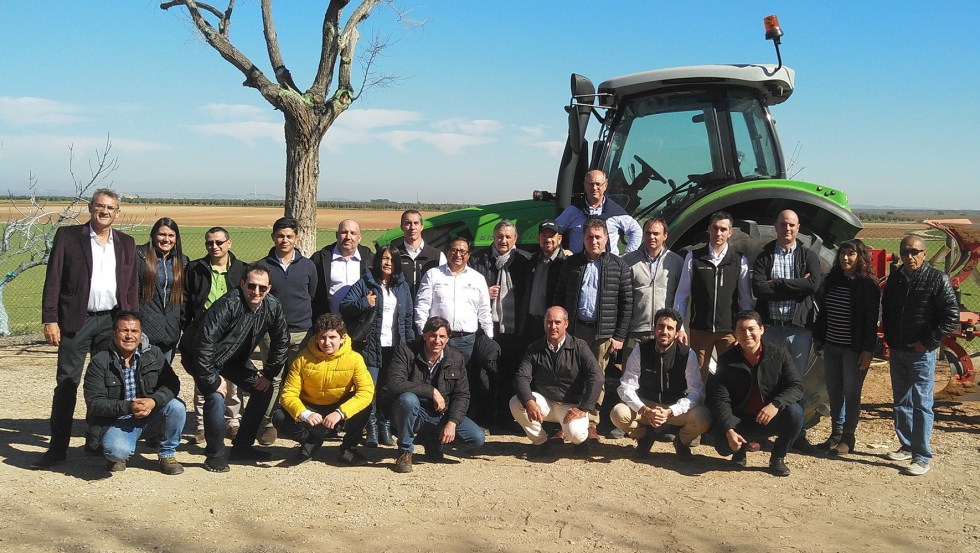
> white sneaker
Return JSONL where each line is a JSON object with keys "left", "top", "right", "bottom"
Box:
{"left": 885, "top": 448, "right": 912, "bottom": 461}
{"left": 903, "top": 461, "right": 930, "bottom": 476}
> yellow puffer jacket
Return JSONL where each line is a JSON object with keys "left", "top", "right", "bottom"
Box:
{"left": 280, "top": 335, "right": 375, "bottom": 420}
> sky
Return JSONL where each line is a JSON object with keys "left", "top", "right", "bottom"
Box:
{"left": 1, "top": 1, "right": 978, "bottom": 208}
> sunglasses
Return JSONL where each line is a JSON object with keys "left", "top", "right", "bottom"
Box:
{"left": 205, "top": 240, "right": 228, "bottom": 248}
{"left": 899, "top": 248, "right": 925, "bottom": 257}
{"left": 448, "top": 248, "right": 469, "bottom": 256}
{"left": 245, "top": 283, "right": 270, "bottom": 293}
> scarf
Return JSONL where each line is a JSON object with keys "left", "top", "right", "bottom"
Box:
{"left": 492, "top": 247, "right": 515, "bottom": 333}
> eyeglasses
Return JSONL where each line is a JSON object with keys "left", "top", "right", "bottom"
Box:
{"left": 92, "top": 203, "right": 118, "bottom": 213}
{"left": 205, "top": 240, "right": 228, "bottom": 248}
{"left": 245, "top": 283, "right": 270, "bottom": 293}
{"left": 899, "top": 248, "right": 925, "bottom": 257}
{"left": 448, "top": 248, "right": 469, "bottom": 256}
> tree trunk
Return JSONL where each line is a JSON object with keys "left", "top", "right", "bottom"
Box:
{"left": 283, "top": 114, "right": 322, "bottom": 256}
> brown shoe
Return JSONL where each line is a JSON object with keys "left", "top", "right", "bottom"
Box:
{"left": 258, "top": 426, "right": 277, "bottom": 446}
{"left": 107, "top": 460, "right": 127, "bottom": 473}
{"left": 394, "top": 451, "right": 413, "bottom": 473}
{"left": 158, "top": 457, "right": 184, "bottom": 475}
{"left": 587, "top": 426, "right": 601, "bottom": 443}
{"left": 189, "top": 430, "right": 205, "bottom": 445}
{"left": 550, "top": 429, "right": 565, "bottom": 442}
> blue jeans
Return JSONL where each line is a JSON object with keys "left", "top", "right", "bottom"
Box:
{"left": 765, "top": 326, "right": 813, "bottom": 376}
{"left": 449, "top": 333, "right": 476, "bottom": 364}
{"left": 889, "top": 348, "right": 936, "bottom": 464}
{"left": 712, "top": 402, "right": 804, "bottom": 460}
{"left": 391, "top": 392, "right": 485, "bottom": 453}
{"left": 824, "top": 344, "right": 870, "bottom": 433}
{"left": 102, "top": 398, "right": 186, "bottom": 461}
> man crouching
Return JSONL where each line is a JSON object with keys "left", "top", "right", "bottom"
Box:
{"left": 510, "top": 306, "right": 603, "bottom": 459}
{"left": 83, "top": 311, "right": 185, "bottom": 475}
{"left": 386, "top": 316, "right": 486, "bottom": 473}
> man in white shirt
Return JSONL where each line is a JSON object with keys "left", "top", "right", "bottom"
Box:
{"left": 613, "top": 308, "right": 711, "bottom": 461}
{"left": 414, "top": 237, "right": 493, "bottom": 362}
{"left": 673, "top": 211, "right": 753, "bottom": 382}
{"left": 311, "top": 219, "right": 372, "bottom": 322}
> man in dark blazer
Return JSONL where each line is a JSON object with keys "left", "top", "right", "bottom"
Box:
{"left": 310, "top": 219, "right": 373, "bottom": 323}
{"left": 33, "top": 188, "right": 139, "bottom": 469}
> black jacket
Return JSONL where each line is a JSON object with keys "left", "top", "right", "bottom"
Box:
{"left": 707, "top": 338, "right": 804, "bottom": 431}
{"left": 516, "top": 249, "right": 566, "bottom": 335}
{"left": 881, "top": 263, "right": 959, "bottom": 351}
{"left": 183, "top": 288, "right": 290, "bottom": 394}
{"left": 310, "top": 242, "right": 373, "bottom": 322}
{"left": 468, "top": 246, "right": 531, "bottom": 335}
{"left": 514, "top": 335, "right": 603, "bottom": 411}
{"left": 385, "top": 340, "right": 471, "bottom": 426}
{"left": 184, "top": 252, "right": 247, "bottom": 326}
{"left": 751, "top": 240, "right": 822, "bottom": 328}
{"left": 136, "top": 244, "right": 189, "bottom": 350}
{"left": 83, "top": 339, "right": 181, "bottom": 439}
{"left": 390, "top": 237, "right": 443, "bottom": 297}
{"left": 814, "top": 274, "right": 881, "bottom": 354}
{"left": 554, "top": 252, "right": 633, "bottom": 341}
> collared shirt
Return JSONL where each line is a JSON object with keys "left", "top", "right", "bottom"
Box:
{"left": 275, "top": 250, "right": 295, "bottom": 272}
{"left": 554, "top": 198, "right": 643, "bottom": 255}
{"left": 205, "top": 261, "right": 229, "bottom": 309}
{"left": 414, "top": 264, "right": 493, "bottom": 337}
{"left": 528, "top": 249, "right": 561, "bottom": 317}
{"left": 424, "top": 350, "right": 445, "bottom": 384}
{"left": 672, "top": 244, "right": 753, "bottom": 332}
{"left": 769, "top": 242, "right": 797, "bottom": 321}
{"left": 645, "top": 247, "right": 666, "bottom": 282}
{"left": 577, "top": 256, "right": 601, "bottom": 321}
{"left": 547, "top": 335, "right": 566, "bottom": 354}
{"left": 87, "top": 226, "right": 118, "bottom": 312}
{"left": 379, "top": 286, "right": 398, "bottom": 347}
{"left": 329, "top": 246, "right": 363, "bottom": 315}
{"left": 117, "top": 349, "right": 141, "bottom": 420}
{"left": 403, "top": 239, "right": 448, "bottom": 265}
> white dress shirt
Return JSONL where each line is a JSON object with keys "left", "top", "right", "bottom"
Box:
{"left": 404, "top": 239, "right": 448, "bottom": 265}
{"left": 414, "top": 264, "right": 493, "bottom": 337}
{"left": 87, "top": 226, "right": 118, "bottom": 312}
{"left": 329, "top": 246, "right": 362, "bottom": 315}
{"left": 672, "top": 244, "right": 753, "bottom": 332}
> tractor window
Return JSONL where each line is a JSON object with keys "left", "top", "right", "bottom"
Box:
{"left": 729, "top": 96, "right": 779, "bottom": 180}
{"left": 602, "top": 93, "right": 720, "bottom": 216}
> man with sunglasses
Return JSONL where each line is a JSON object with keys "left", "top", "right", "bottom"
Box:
{"left": 415, "top": 237, "right": 493, "bottom": 363}
{"left": 34, "top": 188, "right": 139, "bottom": 469}
{"left": 182, "top": 227, "right": 248, "bottom": 444}
{"left": 881, "top": 236, "right": 958, "bottom": 476}
{"left": 185, "top": 264, "right": 289, "bottom": 472}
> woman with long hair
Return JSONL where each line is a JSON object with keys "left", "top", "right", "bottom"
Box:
{"left": 341, "top": 244, "right": 416, "bottom": 447}
{"left": 137, "top": 217, "right": 188, "bottom": 361}
{"left": 813, "top": 238, "right": 881, "bottom": 455}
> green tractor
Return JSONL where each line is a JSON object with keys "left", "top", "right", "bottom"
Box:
{"left": 376, "top": 17, "right": 861, "bottom": 425}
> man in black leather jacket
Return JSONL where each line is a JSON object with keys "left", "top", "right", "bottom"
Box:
{"left": 186, "top": 264, "right": 289, "bottom": 472}
{"left": 881, "top": 236, "right": 958, "bottom": 476}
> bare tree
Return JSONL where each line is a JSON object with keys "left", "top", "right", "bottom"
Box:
{"left": 160, "top": 0, "right": 417, "bottom": 254}
{"left": 0, "top": 139, "right": 119, "bottom": 336}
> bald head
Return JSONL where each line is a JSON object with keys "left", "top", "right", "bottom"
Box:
{"left": 899, "top": 235, "right": 927, "bottom": 274}
{"left": 336, "top": 219, "right": 362, "bottom": 257}
{"left": 775, "top": 210, "right": 800, "bottom": 248}
{"left": 544, "top": 306, "right": 569, "bottom": 346}
{"left": 583, "top": 170, "right": 608, "bottom": 208}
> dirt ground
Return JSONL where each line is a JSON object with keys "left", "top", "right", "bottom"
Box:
{"left": 2, "top": 204, "right": 441, "bottom": 230}
{"left": 1, "top": 346, "right": 979, "bottom": 553}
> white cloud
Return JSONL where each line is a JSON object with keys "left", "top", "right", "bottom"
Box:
{"left": 202, "top": 103, "right": 274, "bottom": 122}
{"left": 378, "top": 130, "right": 495, "bottom": 155}
{"left": 0, "top": 134, "right": 171, "bottom": 154}
{"left": 432, "top": 118, "right": 502, "bottom": 135}
{"left": 321, "top": 109, "right": 423, "bottom": 152}
{"left": 520, "top": 124, "right": 547, "bottom": 138}
{"left": 0, "top": 97, "right": 90, "bottom": 125}
{"left": 190, "top": 121, "right": 284, "bottom": 146}
{"left": 530, "top": 140, "right": 565, "bottom": 158}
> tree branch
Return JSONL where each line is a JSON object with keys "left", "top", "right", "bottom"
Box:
{"left": 352, "top": 33, "right": 402, "bottom": 101}
{"left": 335, "top": 0, "right": 383, "bottom": 106}
{"left": 260, "top": 0, "right": 295, "bottom": 91}
{"left": 160, "top": 1, "right": 282, "bottom": 107}
{"left": 309, "top": 0, "right": 350, "bottom": 100}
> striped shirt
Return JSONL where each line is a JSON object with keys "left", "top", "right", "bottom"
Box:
{"left": 823, "top": 284, "right": 853, "bottom": 347}
{"left": 769, "top": 243, "right": 797, "bottom": 322}
{"left": 118, "top": 351, "right": 140, "bottom": 420}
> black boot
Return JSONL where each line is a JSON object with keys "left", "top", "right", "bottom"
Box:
{"left": 378, "top": 420, "right": 394, "bottom": 446}
{"left": 634, "top": 431, "right": 656, "bottom": 460}
{"left": 818, "top": 428, "right": 843, "bottom": 450}
{"left": 365, "top": 421, "right": 379, "bottom": 448}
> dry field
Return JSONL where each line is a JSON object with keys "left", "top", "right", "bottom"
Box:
{"left": 1, "top": 344, "right": 979, "bottom": 553}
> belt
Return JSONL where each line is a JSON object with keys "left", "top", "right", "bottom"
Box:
{"left": 577, "top": 319, "right": 597, "bottom": 327}
{"left": 450, "top": 330, "right": 475, "bottom": 338}
{"left": 769, "top": 319, "right": 794, "bottom": 327}
{"left": 87, "top": 309, "right": 115, "bottom": 317}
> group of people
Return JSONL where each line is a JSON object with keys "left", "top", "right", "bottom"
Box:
{"left": 32, "top": 173, "right": 959, "bottom": 478}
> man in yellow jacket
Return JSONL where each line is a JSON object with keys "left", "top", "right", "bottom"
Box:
{"left": 272, "top": 313, "right": 374, "bottom": 465}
